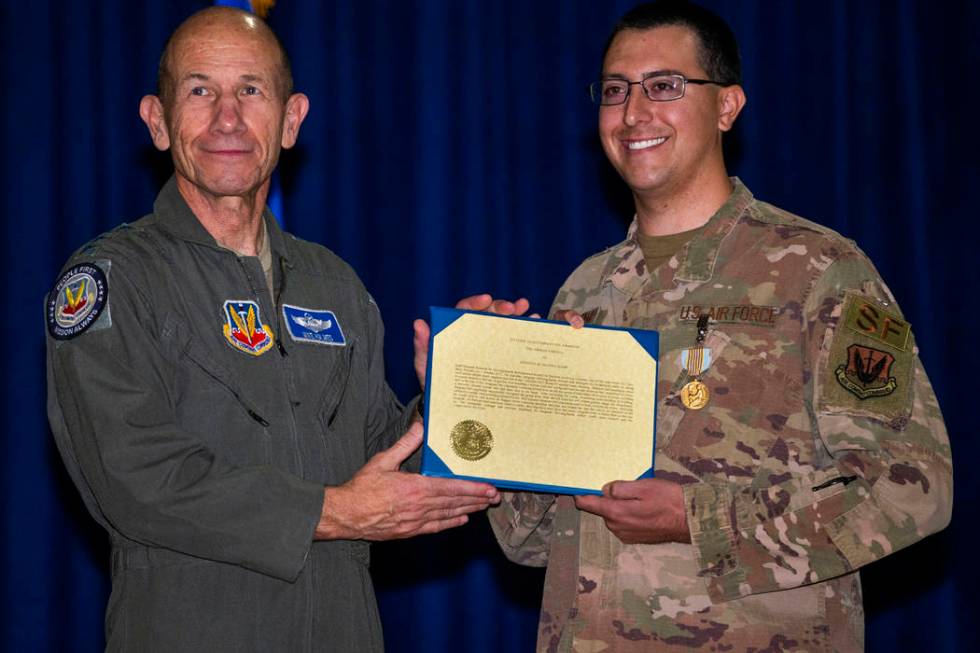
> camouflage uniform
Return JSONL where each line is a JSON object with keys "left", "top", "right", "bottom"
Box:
{"left": 488, "top": 180, "right": 952, "bottom": 652}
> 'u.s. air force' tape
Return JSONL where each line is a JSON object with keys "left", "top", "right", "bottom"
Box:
{"left": 282, "top": 304, "right": 346, "bottom": 346}
{"left": 46, "top": 262, "right": 110, "bottom": 340}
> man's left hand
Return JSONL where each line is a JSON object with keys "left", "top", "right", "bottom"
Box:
{"left": 575, "top": 478, "right": 691, "bottom": 545}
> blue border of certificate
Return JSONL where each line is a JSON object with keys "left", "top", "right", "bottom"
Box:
{"left": 420, "top": 307, "right": 659, "bottom": 495}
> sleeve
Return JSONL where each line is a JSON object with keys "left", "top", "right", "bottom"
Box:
{"left": 487, "top": 491, "right": 558, "bottom": 567}
{"left": 46, "top": 257, "right": 326, "bottom": 582}
{"left": 360, "top": 295, "right": 418, "bottom": 466}
{"left": 683, "top": 255, "right": 953, "bottom": 602}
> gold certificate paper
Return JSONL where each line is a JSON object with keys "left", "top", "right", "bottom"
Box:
{"left": 420, "top": 307, "right": 658, "bottom": 495}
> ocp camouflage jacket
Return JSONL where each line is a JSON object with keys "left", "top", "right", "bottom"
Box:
{"left": 488, "top": 180, "right": 952, "bottom": 652}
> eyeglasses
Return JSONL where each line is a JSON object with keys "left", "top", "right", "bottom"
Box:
{"left": 589, "top": 73, "right": 727, "bottom": 105}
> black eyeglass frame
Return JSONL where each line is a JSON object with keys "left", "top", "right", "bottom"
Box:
{"left": 589, "top": 73, "right": 729, "bottom": 106}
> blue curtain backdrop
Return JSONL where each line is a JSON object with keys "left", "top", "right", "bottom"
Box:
{"left": 2, "top": 1, "right": 976, "bottom": 651}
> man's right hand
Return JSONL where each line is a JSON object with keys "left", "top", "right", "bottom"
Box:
{"left": 314, "top": 422, "right": 500, "bottom": 541}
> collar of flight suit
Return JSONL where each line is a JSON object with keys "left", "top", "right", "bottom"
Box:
{"left": 601, "top": 178, "right": 754, "bottom": 299}
{"left": 152, "top": 175, "right": 293, "bottom": 266}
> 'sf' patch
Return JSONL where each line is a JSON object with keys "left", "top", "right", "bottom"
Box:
{"left": 843, "top": 298, "right": 910, "bottom": 351}
{"left": 222, "top": 300, "right": 275, "bottom": 356}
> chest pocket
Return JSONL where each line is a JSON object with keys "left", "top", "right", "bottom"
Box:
{"left": 276, "top": 302, "right": 357, "bottom": 414}
{"left": 655, "top": 330, "right": 732, "bottom": 450}
{"left": 312, "top": 338, "right": 355, "bottom": 430}
{"left": 307, "top": 340, "right": 364, "bottom": 484}
{"left": 163, "top": 315, "right": 272, "bottom": 466}
{"left": 657, "top": 325, "right": 805, "bottom": 485}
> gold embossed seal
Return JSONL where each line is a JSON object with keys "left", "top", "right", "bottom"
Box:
{"left": 450, "top": 420, "right": 493, "bottom": 461}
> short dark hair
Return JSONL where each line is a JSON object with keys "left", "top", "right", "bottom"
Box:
{"left": 603, "top": 0, "right": 742, "bottom": 86}
{"left": 157, "top": 7, "right": 294, "bottom": 108}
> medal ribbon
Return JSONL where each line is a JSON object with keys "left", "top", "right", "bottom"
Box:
{"left": 686, "top": 344, "right": 705, "bottom": 378}
{"left": 685, "top": 314, "right": 710, "bottom": 379}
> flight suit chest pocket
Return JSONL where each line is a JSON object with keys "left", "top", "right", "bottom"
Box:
{"left": 162, "top": 315, "right": 272, "bottom": 465}
{"left": 314, "top": 338, "right": 356, "bottom": 430}
{"left": 312, "top": 340, "right": 361, "bottom": 484}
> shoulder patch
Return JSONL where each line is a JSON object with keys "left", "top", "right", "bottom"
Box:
{"left": 842, "top": 295, "right": 910, "bottom": 351}
{"left": 820, "top": 292, "right": 914, "bottom": 422}
{"left": 282, "top": 304, "right": 346, "bottom": 346}
{"left": 46, "top": 262, "right": 109, "bottom": 340}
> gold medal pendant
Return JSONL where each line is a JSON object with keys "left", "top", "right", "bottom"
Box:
{"left": 680, "top": 315, "right": 711, "bottom": 410}
{"left": 680, "top": 380, "right": 709, "bottom": 410}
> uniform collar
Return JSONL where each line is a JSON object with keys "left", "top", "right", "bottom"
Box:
{"left": 153, "top": 176, "right": 291, "bottom": 263}
{"left": 602, "top": 178, "right": 753, "bottom": 296}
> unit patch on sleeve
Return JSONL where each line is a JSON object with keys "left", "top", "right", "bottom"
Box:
{"left": 282, "top": 304, "right": 346, "bottom": 346}
{"left": 820, "top": 292, "right": 915, "bottom": 421}
{"left": 46, "top": 262, "right": 109, "bottom": 340}
{"left": 835, "top": 344, "right": 897, "bottom": 399}
{"left": 223, "top": 300, "right": 275, "bottom": 356}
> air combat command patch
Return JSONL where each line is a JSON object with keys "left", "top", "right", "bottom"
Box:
{"left": 222, "top": 300, "right": 275, "bottom": 356}
{"left": 46, "top": 262, "right": 109, "bottom": 340}
{"left": 836, "top": 344, "right": 897, "bottom": 399}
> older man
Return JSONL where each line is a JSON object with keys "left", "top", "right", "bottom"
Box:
{"left": 46, "top": 7, "right": 501, "bottom": 651}
{"left": 488, "top": 1, "right": 953, "bottom": 651}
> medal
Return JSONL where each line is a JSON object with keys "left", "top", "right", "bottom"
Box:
{"left": 680, "top": 315, "right": 711, "bottom": 410}
{"left": 680, "top": 379, "right": 709, "bottom": 410}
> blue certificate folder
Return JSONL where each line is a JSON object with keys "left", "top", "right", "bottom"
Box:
{"left": 420, "top": 307, "right": 659, "bottom": 496}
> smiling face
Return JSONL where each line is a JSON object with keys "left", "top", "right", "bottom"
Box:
{"left": 598, "top": 25, "right": 740, "bottom": 203}
{"left": 140, "top": 11, "right": 307, "bottom": 202}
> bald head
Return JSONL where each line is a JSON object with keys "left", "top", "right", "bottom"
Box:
{"left": 157, "top": 7, "right": 293, "bottom": 109}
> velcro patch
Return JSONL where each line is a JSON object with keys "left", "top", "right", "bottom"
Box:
{"left": 821, "top": 292, "right": 914, "bottom": 421}
{"left": 282, "top": 304, "right": 346, "bottom": 346}
{"left": 46, "top": 262, "right": 109, "bottom": 340}
{"left": 843, "top": 296, "right": 910, "bottom": 351}
{"left": 835, "top": 344, "right": 898, "bottom": 399}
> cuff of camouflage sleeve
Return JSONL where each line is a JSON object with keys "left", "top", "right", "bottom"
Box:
{"left": 823, "top": 498, "right": 882, "bottom": 569}
{"left": 683, "top": 482, "right": 747, "bottom": 602}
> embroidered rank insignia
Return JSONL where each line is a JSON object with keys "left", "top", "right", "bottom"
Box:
{"left": 282, "top": 304, "right": 346, "bottom": 346}
{"left": 835, "top": 344, "right": 898, "bottom": 399}
{"left": 47, "top": 263, "right": 109, "bottom": 340}
{"left": 222, "top": 300, "right": 275, "bottom": 356}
